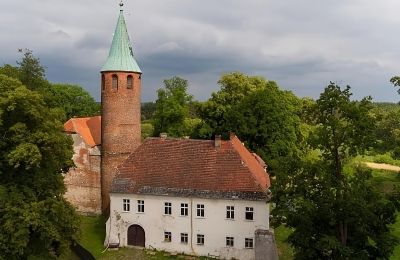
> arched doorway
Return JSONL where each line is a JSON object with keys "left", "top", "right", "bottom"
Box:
{"left": 127, "top": 225, "right": 145, "bottom": 247}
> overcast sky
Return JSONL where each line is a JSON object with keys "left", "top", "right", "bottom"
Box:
{"left": 1, "top": 0, "right": 400, "bottom": 102}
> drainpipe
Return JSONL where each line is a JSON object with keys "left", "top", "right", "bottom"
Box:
{"left": 190, "top": 198, "right": 194, "bottom": 254}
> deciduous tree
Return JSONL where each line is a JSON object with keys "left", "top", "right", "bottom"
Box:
{"left": 272, "top": 83, "right": 399, "bottom": 259}
{"left": 153, "top": 76, "right": 193, "bottom": 137}
{"left": 0, "top": 75, "right": 79, "bottom": 259}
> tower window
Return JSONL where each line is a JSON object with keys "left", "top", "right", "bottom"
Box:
{"left": 127, "top": 75, "right": 133, "bottom": 89}
{"left": 112, "top": 75, "right": 118, "bottom": 89}
{"left": 101, "top": 74, "right": 105, "bottom": 90}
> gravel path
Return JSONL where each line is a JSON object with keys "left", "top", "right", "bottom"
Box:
{"left": 364, "top": 162, "right": 400, "bottom": 172}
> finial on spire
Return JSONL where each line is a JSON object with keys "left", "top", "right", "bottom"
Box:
{"left": 119, "top": 1, "right": 124, "bottom": 11}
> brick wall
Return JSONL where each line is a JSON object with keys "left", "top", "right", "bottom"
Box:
{"left": 101, "top": 71, "right": 142, "bottom": 212}
{"left": 64, "top": 134, "right": 101, "bottom": 215}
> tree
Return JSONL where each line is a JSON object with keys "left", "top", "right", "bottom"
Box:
{"left": 197, "top": 72, "right": 273, "bottom": 137}
{"left": 272, "top": 83, "right": 399, "bottom": 259}
{"left": 0, "top": 50, "right": 99, "bottom": 120}
{"left": 16, "top": 49, "right": 47, "bottom": 91}
{"left": 152, "top": 76, "right": 193, "bottom": 137}
{"left": 390, "top": 76, "right": 400, "bottom": 95}
{"left": 44, "top": 83, "right": 100, "bottom": 120}
{"left": 226, "top": 86, "right": 302, "bottom": 176}
{"left": 197, "top": 72, "right": 303, "bottom": 176}
{"left": 0, "top": 75, "right": 79, "bottom": 258}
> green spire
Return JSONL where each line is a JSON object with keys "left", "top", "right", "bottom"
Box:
{"left": 101, "top": 8, "right": 141, "bottom": 73}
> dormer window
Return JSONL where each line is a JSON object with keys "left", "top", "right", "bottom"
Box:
{"left": 112, "top": 75, "right": 118, "bottom": 89}
{"left": 127, "top": 75, "right": 133, "bottom": 89}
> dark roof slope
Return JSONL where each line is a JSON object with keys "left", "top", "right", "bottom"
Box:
{"left": 111, "top": 134, "right": 271, "bottom": 201}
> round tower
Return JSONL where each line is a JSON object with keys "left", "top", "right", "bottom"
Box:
{"left": 100, "top": 3, "right": 142, "bottom": 213}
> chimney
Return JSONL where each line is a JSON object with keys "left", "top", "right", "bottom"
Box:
{"left": 160, "top": 133, "right": 167, "bottom": 139}
{"left": 215, "top": 135, "right": 221, "bottom": 148}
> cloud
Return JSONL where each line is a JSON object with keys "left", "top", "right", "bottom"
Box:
{"left": 1, "top": 0, "right": 399, "bottom": 102}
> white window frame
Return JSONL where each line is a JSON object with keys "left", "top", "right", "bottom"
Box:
{"left": 164, "top": 202, "right": 172, "bottom": 215}
{"left": 245, "top": 238, "right": 254, "bottom": 249}
{"left": 245, "top": 207, "right": 254, "bottom": 220}
{"left": 196, "top": 204, "right": 204, "bottom": 217}
{"left": 180, "top": 233, "right": 188, "bottom": 244}
{"left": 226, "top": 236, "right": 234, "bottom": 247}
{"left": 181, "top": 203, "right": 188, "bottom": 216}
{"left": 197, "top": 234, "right": 204, "bottom": 245}
{"left": 137, "top": 200, "right": 144, "bottom": 213}
{"left": 122, "top": 199, "right": 130, "bottom": 212}
{"left": 226, "top": 206, "right": 234, "bottom": 219}
{"left": 164, "top": 231, "right": 171, "bottom": 242}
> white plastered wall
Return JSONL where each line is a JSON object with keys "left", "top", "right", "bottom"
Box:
{"left": 105, "top": 193, "right": 269, "bottom": 260}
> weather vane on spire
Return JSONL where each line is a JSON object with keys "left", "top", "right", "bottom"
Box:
{"left": 119, "top": 0, "right": 124, "bottom": 10}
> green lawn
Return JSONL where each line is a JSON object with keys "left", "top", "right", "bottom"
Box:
{"left": 274, "top": 226, "right": 294, "bottom": 260}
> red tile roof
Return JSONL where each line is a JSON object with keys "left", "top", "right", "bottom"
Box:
{"left": 112, "top": 134, "right": 271, "bottom": 200}
{"left": 64, "top": 116, "right": 101, "bottom": 147}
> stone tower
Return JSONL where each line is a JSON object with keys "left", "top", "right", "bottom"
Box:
{"left": 100, "top": 4, "right": 142, "bottom": 213}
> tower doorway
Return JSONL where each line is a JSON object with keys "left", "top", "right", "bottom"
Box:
{"left": 127, "top": 224, "right": 145, "bottom": 247}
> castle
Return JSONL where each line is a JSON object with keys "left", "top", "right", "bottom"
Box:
{"left": 63, "top": 3, "right": 276, "bottom": 259}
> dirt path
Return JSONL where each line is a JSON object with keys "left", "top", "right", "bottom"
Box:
{"left": 364, "top": 162, "right": 400, "bottom": 172}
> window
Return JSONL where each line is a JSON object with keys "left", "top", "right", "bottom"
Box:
{"left": 180, "top": 233, "right": 188, "bottom": 244}
{"left": 245, "top": 238, "right": 254, "bottom": 249}
{"left": 181, "top": 203, "right": 188, "bottom": 216}
{"left": 112, "top": 75, "right": 118, "bottom": 89}
{"left": 164, "top": 202, "right": 172, "bottom": 215}
{"left": 122, "top": 199, "right": 130, "bottom": 212}
{"left": 137, "top": 200, "right": 144, "bottom": 213}
{"left": 226, "top": 237, "right": 234, "bottom": 247}
{"left": 226, "top": 206, "right": 234, "bottom": 219}
{"left": 196, "top": 204, "right": 204, "bottom": 217}
{"left": 245, "top": 207, "right": 254, "bottom": 220}
{"left": 101, "top": 74, "right": 105, "bottom": 90}
{"left": 127, "top": 75, "right": 133, "bottom": 89}
{"left": 164, "top": 232, "right": 171, "bottom": 242}
{"left": 197, "top": 234, "right": 204, "bottom": 245}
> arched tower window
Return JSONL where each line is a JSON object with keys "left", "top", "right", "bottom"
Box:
{"left": 112, "top": 75, "right": 118, "bottom": 89}
{"left": 127, "top": 75, "right": 133, "bottom": 89}
{"left": 101, "top": 74, "right": 105, "bottom": 90}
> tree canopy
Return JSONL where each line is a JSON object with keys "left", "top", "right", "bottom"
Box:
{"left": 0, "top": 74, "right": 79, "bottom": 258}
{"left": 152, "top": 76, "right": 194, "bottom": 137}
{"left": 272, "top": 83, "right": 399, "bottom": 259}
{"left": 197, "top": 72, "right": 303, "bottom": 176}
{"left": 0, "top": 49, "right": 99, "bottom": 120}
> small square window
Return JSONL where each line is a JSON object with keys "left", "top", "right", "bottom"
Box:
{"left": 181, "top": 233, "right": 188, "bottom": 244}
{"left": 226, "top": 237, "right": 234, "bottom": 247}
{"left": 181, "top": 203, "right": 188, "bottom": 216}
{"left": 138, "top": 200, "right": 144, "bottom": 213}
{"left": 245, "top": 207, "right": 254, "bottom": 220}
{"left": 245, "top": 238, "right": 254, "bottom": 249}
{"left": 123, "top": 199, "right": 130, "bottom": 212}
{"left": 164, "top": 232, "right": 171, "bottom": 242}
{"left": 226, "top": 206, "right": 234, "bottom": 219}
{"left": 197, "top": 234, "right": 204, "bottom": 245}
{"left": 197, "top": 204, "right": 204, "bottom": 217}
{"left": 164, "top": 202, "right": 172, "bottom": 215}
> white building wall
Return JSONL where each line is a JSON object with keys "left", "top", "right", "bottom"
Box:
{"left": 106, "top": 193, "right": 269, "bottom": 260}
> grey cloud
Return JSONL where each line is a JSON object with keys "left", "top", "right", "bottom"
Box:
{"left": 1, "top": 0, "right": 400, "bottom": 103}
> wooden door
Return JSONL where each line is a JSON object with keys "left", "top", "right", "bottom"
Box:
{"left": 127, "top": 225, "right": 145, "bottom": 247}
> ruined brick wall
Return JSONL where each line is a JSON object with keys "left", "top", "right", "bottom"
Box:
{"left": 101, "top": 71, "right": 141, "bottom": 212}
{"left": 64, "top": 134, "right": 101, "bottom": 215}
